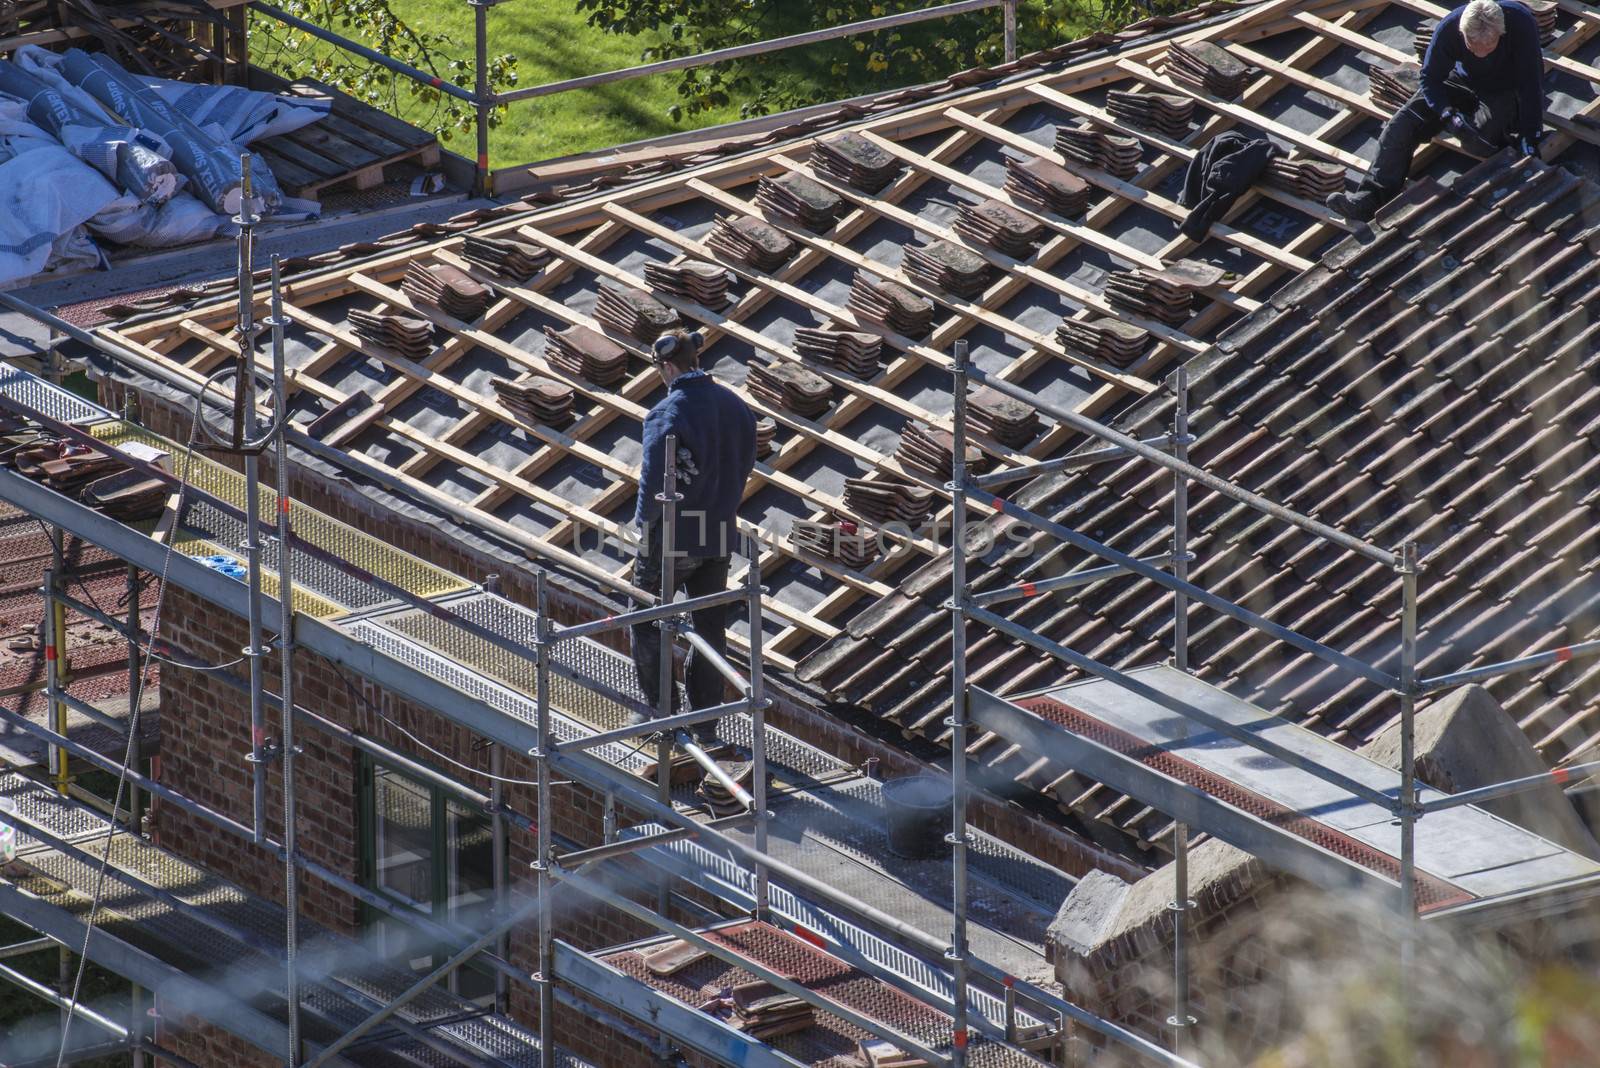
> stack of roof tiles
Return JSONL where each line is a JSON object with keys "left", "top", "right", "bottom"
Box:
{"left": 747, "top": 360, "right": 833, "bottom": 418}
{"left": 1004, "top": 155, "right": 1093, "bottom": 215}
{"left": 798, "top": 152, "right": 1600, "bottom": 853}
{"left": 707, "top": 214, "right": 798, "bottom": 271}
{"left": 843, "top": 478, "right": 936, "bottom": 526}
{"left": 968, "top": 386, "right": 1042, "bottom": 447}
{"left": 697, "top": 758, "right": 757, "bottom": 818}
{"left": 544, "top": 323, "right": 630, "bottom": 386}
{"left": 644, "top": 259, "right": 735, "bottom": 309}
{"left": 756, "top": 171, "right": 844, "bottom": 231}
{"left": 955, "top": 198, "right": 1046, "bottom": 257}
{"left": 595, "top": 282, "right": 681, "bottom": 342}
{"left": 1370, "top": 61, "right": 1421, "bottom": 114}
{"left": 349, "top": 310, "right": 434, "bottom": 357}
{"left": 1104, "top": 259, "right": 1223, "bottom": 327}
{"left": 791, "top": 517, "right": 878, "bottom": 568}
{"left": 901, "top": 239, "right": 992, "bottom": 299}
{"left": 1055, "top": 123, "right": 1142, "bottom": 180}
{"left": 403, "top": 263, "right": 489, "bottom": 320}
{"left": 10, "top": 446, "right": 123, "bottom": 497}
{"left": 1106, "top": 90, "right": 1194, "bottom": 137}
{"left": 492, "top": 375, "right": 575, "bottom": 428}
{"left": 1056, "top": 316, "right": 1151, "bottom": 368}
{"left": 1266, "top": 157, "right": 1347, "bottom": 200}
{"left": 811, "top": 131, "right": 902, "bottom": 192}
{"left": 794, "top": 326, "right": 883, "bottom": 378}
{"left": 1165, "top": 40, "right": 1251, "bottom": 99}
{"left": 461, "top": 235, "right": 551, "bottom": 283}
{"left": 896, "top": 421, "right": 982, "bottom": 482}
{"left": 81, "top": 470, "right": 167, "bottom": 522}
{"left": 754, "top": 415, "right": 776, "bottom": 458}
{"left": 849, "top": 272, "right": 936, "bottom": 337}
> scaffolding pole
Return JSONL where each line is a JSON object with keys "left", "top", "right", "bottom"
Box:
{"left": 268, "top": 256, "right": 302, "bottom": 1067}
{"left": 1169, "top": 366, "right": 1194, "bottom": 1043}
{"left": 654, "top": 435, "right": 681, "bottom": 920}
{"left": 235, "top": 164, "right": 271, "bottom": 847}
{"left": 746, "top": 531, "right": 771, "bottom": 919}
{"left": 534, "top": 568, "right": 556, "bottom": 1059}
{"left": 948, "top": 340, "right": 973, "bottom": 1066}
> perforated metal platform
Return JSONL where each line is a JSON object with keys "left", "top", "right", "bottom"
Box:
{"left": 631, "top": 781, "right": 1058, "bottom": 1037}
{"left": 358, "top": 591, "right": 855, "bottom": 789}
{"left": 0, "top": 771, "right": 570, "bottom": 1067}
{"left": 0, "top": 367, "right": 107, "bottom": 425}
{"left": 87, "top": 420, "right": 470, "bottom": 618}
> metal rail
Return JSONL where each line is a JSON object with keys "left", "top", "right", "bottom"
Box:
{"left": 494, "top": 0, "right": 1013, "bottom": 103}
{"left": 250, "top": 0, "right": 1020, "bottom": 196}
{"left": 0, "top": 417, "right": 1196, "bottom": 1068}
{"left": 945, "top": 341, "right": 1433, "bottom": 1061}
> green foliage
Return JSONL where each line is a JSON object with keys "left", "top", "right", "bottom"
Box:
{"left": 249, "top": 0, "right": 519, "bottom": 142}
{"left": 570, "top": 0, "right": 1195, "bottom": 122}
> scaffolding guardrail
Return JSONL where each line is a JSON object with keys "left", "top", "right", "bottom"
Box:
{"left": 943, "top": 334, "right": 1600, "bottom": 1054}
{"left": 248, "top": 0, "right": 1021, "bottom": 195}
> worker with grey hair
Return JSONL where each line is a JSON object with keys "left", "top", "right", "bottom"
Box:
{"left": 1328, "top": 0, "right": 1545, "bottom": 221}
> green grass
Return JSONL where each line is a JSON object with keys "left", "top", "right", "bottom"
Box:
{"left": 268, "top": 0, "right": 1056, "bottom": 168}
{"left": 347, "top": 0, "right": 841, "bottom": 167}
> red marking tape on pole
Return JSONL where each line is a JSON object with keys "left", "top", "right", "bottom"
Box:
{"left": 280, "top": 497, "right": 291, "bottom": 514}
{"left": 477, "top": 154, "right": 489, "bottom": 169}
{"left": 992, "top": 497, "right": 1006, "bottom": 511}
{"left": 429, "top": 76, "right": 443, "bottom": 88}
{"left": 44, "top": 646, "right": 56, "bottom": 662}
{"left": 1001, "top": 974, "right": 1016, "bottom": 988}
{"left": 1553, "top": 767, "right": 1571, "bottom": 784}
{"left": 953, "top": 1028, "right": 969, "bottom": 1050}
{"left": 1556, "top": 646, "right": 1573, "bottom": 663}
{"left": 791, "top": 924, "right": 826, "bottom": 949}
{"left": 1020, "top": 582, "right": 1037, "bottom": 598}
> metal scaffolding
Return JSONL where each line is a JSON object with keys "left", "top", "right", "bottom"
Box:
{"left": 943, "top": 341, "right": 1600, "bottom": 1047}
{"left": 0, "top": 259, "right": 1201, "bottom": 1067}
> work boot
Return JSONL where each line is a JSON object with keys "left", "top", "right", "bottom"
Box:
{"left": 1326, "top": 189, "right": 1384, "bottom": 223}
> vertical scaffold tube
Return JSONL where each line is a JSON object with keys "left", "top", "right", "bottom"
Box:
{"left": 237, "top": 161, "right": 269, "bottom": 844}
{"left": 534, "top": 569, "right": 556, "bottom": 1058}
{"left": 1170, "top": 366, "right": 1194, "bottom": 1044}
{"left": 948, "top": 340, "right": 972, "bottom": 1066}
{"left": 654, "top": 436, "right": 680, "bottom": 915}
{"left": 270, "top": 256, "right": 301, "bottom": 1066}
{"left": 1398, "top": 539, "right": 1419, "bottom": 922}
{"left": 746, "top": 532, "right": 770, "bottom": 918}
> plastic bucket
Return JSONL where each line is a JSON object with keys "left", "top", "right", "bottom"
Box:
{"left": 881, "top": 775, "right": 953, "bottom": 859}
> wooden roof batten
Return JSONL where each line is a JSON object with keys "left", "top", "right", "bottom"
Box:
{"left": 95, "top": 0, "right": 1551, "bottom": 668}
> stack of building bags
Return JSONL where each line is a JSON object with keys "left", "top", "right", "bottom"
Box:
{"left": 0, "top": 44, "right": 326, "bottom": 285}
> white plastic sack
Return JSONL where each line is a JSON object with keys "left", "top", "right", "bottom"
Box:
{"left": 148, "top": 80, "right": 328, "bottom": 144}
{"left": 0, "top": 144, "right": 121, "bottom": 285}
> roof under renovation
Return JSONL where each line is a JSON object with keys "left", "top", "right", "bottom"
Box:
{"left": 84, "top": 0, "right": 1600, "bottom": 847}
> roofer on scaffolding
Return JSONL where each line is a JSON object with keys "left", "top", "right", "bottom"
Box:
{"left": 630, "top": 327, "right": 757, "bottom": 744}
{"left": 1328, "top": 0, "right": 1546, "bottom": 222}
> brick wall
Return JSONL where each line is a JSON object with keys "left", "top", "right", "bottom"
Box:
{"left": 152, "top": 581, "right": 700, "bottom": 1065}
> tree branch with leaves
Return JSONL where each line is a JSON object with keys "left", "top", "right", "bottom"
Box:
{"left": 250, "top": 0, "right": 518, "bottom": 143}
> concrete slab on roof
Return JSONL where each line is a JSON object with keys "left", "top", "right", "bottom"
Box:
{"left": 1017, "top": 664, "right": 1600, "bottom": 909}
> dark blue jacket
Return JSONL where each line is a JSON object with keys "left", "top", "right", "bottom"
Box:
{"left": 634, "top": 370, "right": 757, "bottom": 558}
{"left": 1422, "top": 1, "right": 1544, "bottom": 141}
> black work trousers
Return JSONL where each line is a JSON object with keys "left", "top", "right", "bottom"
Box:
{"left": 1359, "top": 79, "right": 1520, "bottom": 197}
{"left": 630, "top": 541, "right": 732, "bottom": 721}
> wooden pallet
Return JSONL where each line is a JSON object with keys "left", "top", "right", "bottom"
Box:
{"left": 247, "top": 70, "right": 441, "bottom": 200}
